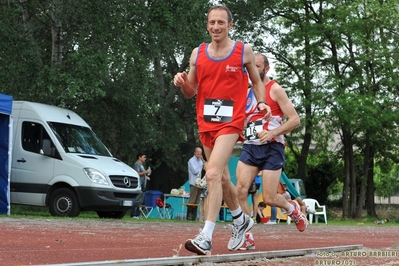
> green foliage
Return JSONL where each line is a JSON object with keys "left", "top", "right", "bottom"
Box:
{"left": 375, "top": 163, "right": 399, "bottom": 198}
{"left": 305, "top": 151, "right": 342, "bottom": 204}
{"left": 283, "top": 149, "right": 299, "bottom": 178}
{"left": 0, "top": 0, "right": 210, "bottom": 187}
{"left": 1, "top": 0, "right": 399, "bottom": 201}
{"left": 228, "top": 0, "right": 399, "bottom": 217}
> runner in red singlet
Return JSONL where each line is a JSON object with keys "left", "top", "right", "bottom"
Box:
{"left": 173, "top": 5, "right": 271, "bottom": 256}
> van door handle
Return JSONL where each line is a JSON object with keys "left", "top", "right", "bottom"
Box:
{"left": 17, "top": 158, "right": 26, "bottom": 163}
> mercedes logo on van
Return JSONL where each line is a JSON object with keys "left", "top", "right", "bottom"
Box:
{"left": 123, "top": 177, "right": 131, "bottom": 188}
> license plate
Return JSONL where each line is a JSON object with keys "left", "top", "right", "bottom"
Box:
{"left": 122, "top": 200, "right": 133, "bottom": 206}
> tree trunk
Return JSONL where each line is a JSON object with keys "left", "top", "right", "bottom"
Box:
{"left": 50, "top": 0, "right": 63, "bottom": 66}
{"left": 349, "top": 144, "right": 357, "bottom": 218}
{"left": 19, "top": 0, "right": 43, "bottom": 68}
{"left": 356, "top": 135, "right": 370, "bottom": 218}
{"left": 366, "top": 146, "right": 376, "bottom": 217}
{"left": 356, "top": 177, "right": 366, "bottom": 218}
{"left": 341, "top": 127, "right": 356, "bottom": 218}
{"left": 297, "top": 129, "right": 311, "bottom": 181}
{"left": 296, "top": 6, "right": 312, "bottom": 182}
{"left": 342, "top": 148, "right": 350, "bottom": 218}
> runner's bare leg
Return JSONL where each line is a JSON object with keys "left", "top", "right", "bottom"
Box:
{"left": 203, "top": 133, "right": 238, "bottom": 222}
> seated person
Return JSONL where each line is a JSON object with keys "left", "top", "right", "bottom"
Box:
{"left": 256, "top": 201, "right": 267, "bottom": 224}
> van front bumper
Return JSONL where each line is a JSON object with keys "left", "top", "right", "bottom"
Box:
{"left": 75, "top": 187, "right": 144, "bottom": 211}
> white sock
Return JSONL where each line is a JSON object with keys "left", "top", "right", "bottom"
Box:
{"left": 287, "top": 203, "right": 294, "bottom": 215}
{"left": 202, "top": 221, "right": 215, "bottom": 240}
{"left": 231, "top": 207, "right": 244, "bottom": 225}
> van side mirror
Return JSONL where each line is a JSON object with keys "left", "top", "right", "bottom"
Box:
{"left": 41, "top": 139, "right": 53, "bottom": 156}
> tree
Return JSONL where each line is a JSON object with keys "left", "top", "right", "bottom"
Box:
{"left": 227, "top": 0, "right": 399, "bottom": 218}
{"left": 1, "top": 0, "right": 210, "bottom": 190}
{"left": 2, "top": 0, "right": 399, "bottom": 203}
{"left": 375, "top": 163, "right": 399, "bottom": 207}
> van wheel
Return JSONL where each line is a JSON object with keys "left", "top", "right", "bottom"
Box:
{"left": 96, "top": 211, "right": 126, "bottom": 219}
{"left": 49, "top": 188, "right": 81, "bottom": 217}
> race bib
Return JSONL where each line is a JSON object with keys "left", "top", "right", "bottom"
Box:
{"left": 203, "top": 99, "right": 233, "bottom": 122}
{"left": 245, "top": 120, "right": 263, "bottom": 140}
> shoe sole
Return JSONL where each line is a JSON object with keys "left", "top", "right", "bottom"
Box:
{"left": 229, "top": 218, "right": 254, "bottom": 251}
{"left": 185, "top": 239, "right": 211, "bottom": 256}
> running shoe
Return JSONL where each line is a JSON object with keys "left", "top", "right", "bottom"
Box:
{"left": 289, "top": 201, "right": 307, "bottom": 232}
{"left": 239, "top": 232, "right": 255, "bottom": 250}
{"left": 185, "top": 231, "right": 212, "bottom": 255}
{"left": 227, "top": 214, "right": 254, "bottom": 250}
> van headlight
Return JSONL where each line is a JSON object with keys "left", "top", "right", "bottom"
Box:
{"left": 83, "top": 168, "right": 109, "bottom": 185}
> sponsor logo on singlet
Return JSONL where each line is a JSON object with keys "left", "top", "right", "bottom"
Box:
{"left": 225, "top": 65, "right": 239, "bottom": 72}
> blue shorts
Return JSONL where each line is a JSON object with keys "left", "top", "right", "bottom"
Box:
{"left": 239, "top": 142, "right": 285, "bottom": 171}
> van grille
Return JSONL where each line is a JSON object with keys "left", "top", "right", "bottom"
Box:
{"left": 109, "top": 175, "right": 139, "bottom": 189}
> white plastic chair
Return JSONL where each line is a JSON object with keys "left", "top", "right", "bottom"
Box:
{"left": 302, "top": 198, "right": 327, "bottom": 224}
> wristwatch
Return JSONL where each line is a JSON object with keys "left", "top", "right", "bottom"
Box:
{"left": 257, "top": 101, "right": 268, "bottom": 111}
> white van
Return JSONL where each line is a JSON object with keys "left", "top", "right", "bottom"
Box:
{"left": 10, "top": 101, "right": 143, "bottom": 218}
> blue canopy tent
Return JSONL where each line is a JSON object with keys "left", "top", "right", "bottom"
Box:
{"left": 0, "top": 93, "right": 13, "bottom": 215}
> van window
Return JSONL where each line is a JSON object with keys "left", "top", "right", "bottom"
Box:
{"left": 22, "top": 122, "right": 50, "bottom": 154}
{"left": 48, "top": 122, "right": 112, "bottom": 156}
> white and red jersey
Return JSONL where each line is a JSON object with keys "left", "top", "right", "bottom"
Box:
{"left": 244, "top": 80, "right": 284, "bottom": 145}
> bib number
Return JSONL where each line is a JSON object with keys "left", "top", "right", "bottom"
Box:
{"left": 203, "top": 99, "right": 233, "bottom": 122}
{"left": 245, "top": 120, "right": 263, "bottom": 140}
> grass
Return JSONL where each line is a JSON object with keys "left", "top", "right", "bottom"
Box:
{"left": 2, "top": 204, "right": 398, "bottom": 226}
{"left": 3, "top": 204, "right": 191, "bottom": 223}
{"left": 4, "top": 205, "right": 99, "bottom": 220}
{"left": 325, "top": 219, "right": 397, "bottom": 226}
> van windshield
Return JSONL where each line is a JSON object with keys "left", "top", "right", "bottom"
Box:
{"left": 48, "top": 122, "right": 112, "bottom": 156}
